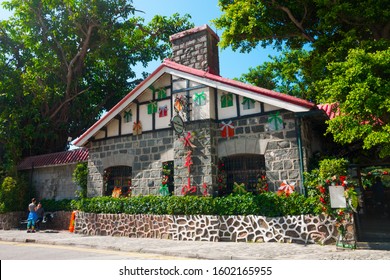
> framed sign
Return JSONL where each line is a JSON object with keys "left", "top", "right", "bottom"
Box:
{"left": 329, "top": 185, "right": 347, "bottom": 208}
{"left": 171, "top": 115, "right": 184, "bottom": 135}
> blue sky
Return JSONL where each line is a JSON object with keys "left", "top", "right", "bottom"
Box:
{"left": 0, "top": 0, "right": 279, "bottom": 79}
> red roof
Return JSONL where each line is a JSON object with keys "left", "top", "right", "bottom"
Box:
{"left": 18, "top": 148, "right": 89, "bottom": 170}
{"left": 317, "top": 103, "right": 339, "bottom": 119}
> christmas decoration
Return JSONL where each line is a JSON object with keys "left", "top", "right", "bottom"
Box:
{"left": 123, "top": 110, "right": 132, "bottom": 122}
{"left": 181, "top": 131, "right": 196, "bottom": 148}
{"left": 220, "top": 121, "right": 234, "bottom": 138}
{"left": 158, "top": 105, "right": 168, "bottom": 118}
{"left": 277, "top": 180, "right": 295, "bottom": 196}
{"left": 221, "top": 92, "right": 233, "bottom": 108}
{"left": 149, "top": 85, "right": 167, "bottom": 99}
{"left": 242, "top": 97, "right": 255, "bottom": 110}
{"left": 193, "top": 91, "right": 206, "bottom": 106}
{"left": 147, "top": 101, "right": 158, "bottom": 114}
{"left": 132, "top": 121, "right": 142, "bottom": 135}
{"left": 174, "top": 95, "right": 185, "bottom": 112}
{"left": 184, "top": 150, "right": 193, "bottom": 167}
{"left": 217, "top": 159, "right": 227, "bottom": 195}
{"left": 256, "top": 174, "right": 269, "bottom": 193}
{"left": 157, "top": 88, "right": 167, "bottom": 99}
{"left": 202, "top": 183, "right": 209, "bottom": 196}
{"left": 233, "top": 182, "right": 247, "bottom": 194}
{"left": 268, "top": 112, "right": 283, "bottom": 131}
{"left": 112, "top": 186, "right": 122, "bottom": 198}
{"left": 159, "top": 175, "right": 170, "bottom": 196}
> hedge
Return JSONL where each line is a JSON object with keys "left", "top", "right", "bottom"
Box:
{"left": 68, "top": 192, "right": 322, "bottom": 217}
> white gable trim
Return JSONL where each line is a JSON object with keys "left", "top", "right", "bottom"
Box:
{"left": 165, "top": 68, "right": 311, "bottom": 112}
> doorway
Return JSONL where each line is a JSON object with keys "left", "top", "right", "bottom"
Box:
{"left": 352, "top": 165, "right": 390, "bottom": 242}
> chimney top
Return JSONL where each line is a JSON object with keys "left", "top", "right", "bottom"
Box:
{"left": 169, "top": 24, "right": 220, "bottom": 75}
{"left": 169, "top": 24, "right": 219, "bottom": 43}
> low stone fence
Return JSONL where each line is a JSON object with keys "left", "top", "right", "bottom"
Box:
{"left": 0, "top": 211, "right": 72, "bottom": 231}
{"left": 0, "top": 212, "right": 26, "bottom": 230}
{"left": 74, "top": 212, "right": 350, "bottom": 245}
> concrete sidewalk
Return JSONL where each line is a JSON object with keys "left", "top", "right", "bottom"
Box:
{"left": 1, "top": 229, "right": 390, "bottom": 260}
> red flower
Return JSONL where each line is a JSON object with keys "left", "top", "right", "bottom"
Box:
{"left": 319, "top": 186, "right": 326, "bottom": 194}
{"left": 320, "top": 197, "right": 326, "bottom": 204}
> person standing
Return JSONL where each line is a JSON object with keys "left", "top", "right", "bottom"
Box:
{"left": 26, "top": 198, "right": 37, "bottom": 233}
{"left": 35, "top": 202, "right": 45, "bottom": 231}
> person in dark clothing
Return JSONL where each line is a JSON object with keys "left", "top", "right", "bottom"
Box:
{"left": 35, "top": 202, "right": 45, "bottom": 231}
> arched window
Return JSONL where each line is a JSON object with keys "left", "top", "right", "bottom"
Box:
{"left": 223, "top": 154, "right": 266, "bottom": 193}
{"left": 103, "top": 166, "right": 132, "bottom": 196}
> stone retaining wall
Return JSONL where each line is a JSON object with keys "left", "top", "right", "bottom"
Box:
{"left": 74, "top": 212, "right": 351, "bottom": 245}
{"left": 0, "top": 211, "right": 71, "bottom": 231}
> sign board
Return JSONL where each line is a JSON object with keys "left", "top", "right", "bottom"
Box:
{"left": 329, "top": 185, "right": 347, "bottom": 208}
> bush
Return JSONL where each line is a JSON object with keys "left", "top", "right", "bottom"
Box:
{"left": 71, "top": 192, "right": 320, "bottom": 217}
{"left": 39, "top": 199, "right": 73, "bottom": 212}
{"left": 0, "top": 176, "right": 29, "bottom": 213}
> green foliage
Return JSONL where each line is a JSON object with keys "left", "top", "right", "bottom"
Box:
{"left": 0, "top": 0, "right": 194, "bottom": 169}
{"left": 214, "top": 0, "right": 390, "bottom": 156}
{"left": 318, "top": 158, "right": 349, "bottom": 179}
{"left": 39, "top": 199, "right": 73, "bottom": 212}
{"left": 0, "top": 176, "right": 29, "bottom": 213}
{"left": 71, "top": 193, "right": 321, "bottom": 216}
{"left": 316, "top": 47, "right": 390, "bottom": 157}
{"left": 72, "top": 162, "right": 88, "bottom": 199}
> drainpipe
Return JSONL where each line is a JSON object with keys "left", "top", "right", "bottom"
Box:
{"left": 295, "top": 116, "right": 306, "bottom": 196}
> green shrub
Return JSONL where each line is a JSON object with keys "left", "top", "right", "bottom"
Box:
{"left": 0, "top": 176, "right": 29, "bottom": 213}
{"left": 71, "top": 192, "right": 320, "bottom": 217}
{"left": 39, "top": 199, "right": 73, "bottom": 212}
{"left": 72, "top": 162, "right": 88, "bottom": 199}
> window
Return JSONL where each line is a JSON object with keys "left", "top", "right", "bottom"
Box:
{"left": 103, "top": 166, "right": 132, "bottom": 196}
{"left": 224, "top": 155, "right": 266, "bottom": 193}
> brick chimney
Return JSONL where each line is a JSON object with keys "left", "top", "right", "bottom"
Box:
{"left": 169, "top": 24, "right": 220, "bottom": 75}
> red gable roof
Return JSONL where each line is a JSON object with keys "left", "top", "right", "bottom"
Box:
{"left": 74, "top": 59, "right": 315, "bottom": 146}
{"left": 317, "top": 103, "right": 339, "bottom": 119}
{"left": 18, "top": 148, "right": 89, "bottom": 170}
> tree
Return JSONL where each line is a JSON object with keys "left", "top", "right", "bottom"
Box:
{"left": 0, "top": 0, "right": 194, "bottom": 172}
{"left": 213, "top": 0, "right": 390, "bottom": 157}
{"left": 316, "top": 46, "right": 390, "bottom": 158}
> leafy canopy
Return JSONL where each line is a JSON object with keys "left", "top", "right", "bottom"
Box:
{"left": 0, "top": 0, "right": 194, "bottom": 172}
{"left": 213, "top": 0, "right": 390, "bottom": 157}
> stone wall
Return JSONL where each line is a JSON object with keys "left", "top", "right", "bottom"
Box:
{"left": 20, "top": 164, "right": 80, "bottom": 200}
{"left": 87, "top": 110, "right": 309, "bottom": 196}
{"left": 0, "top": 211, "right": 71, "bottom": 230}
{"left": 216, "top": 111, "right": 303, "bottom": 191}
{"left": 74, "top": 212, "right": 351, "bottom": 245}
{"left": 0, "top": 212, "right": 25, "bottom": 230}
{"left": 87, "top": 129, "right": 175, "bottom": 197}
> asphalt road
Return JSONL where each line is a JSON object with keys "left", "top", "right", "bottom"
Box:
{"left": 0, "top": 241, "right": 193, "bottom": 260}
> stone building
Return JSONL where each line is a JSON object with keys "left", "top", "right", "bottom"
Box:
{"left": 74, "top": 25, "right": 327, "bottom": 197}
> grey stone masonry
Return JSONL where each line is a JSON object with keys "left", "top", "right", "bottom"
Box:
{"left": 170, "top": 25, "right": 220, "bottom": 75}
{"left": 87, "top": 111, "right": 308, "bottom": 197}
{"left": 173, "top": 120, "right": 218, "bottom": 196}
{"left": 87, "top": 129, "right": 175, "bottom": 197}
{"left": 216, "top": 111, "right": 304, "bottom": 192}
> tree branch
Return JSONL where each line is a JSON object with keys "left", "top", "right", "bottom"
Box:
{"left": 271, "top": 0, "right": 315, "bottom": 42}
{"left": 49, "top": 87, "right": 91, "bottom": 120}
